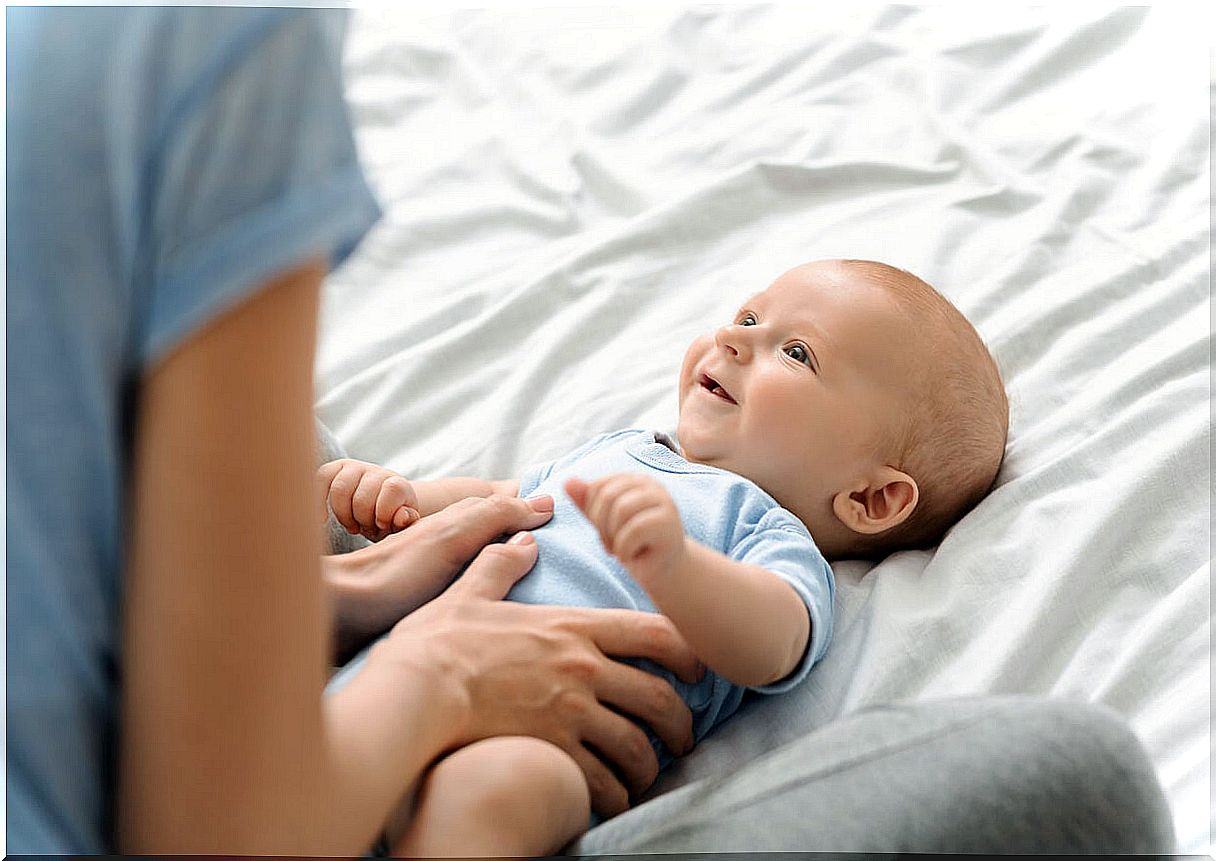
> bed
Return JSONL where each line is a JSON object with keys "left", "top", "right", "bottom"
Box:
{"left": 315, "top": 5, "right": 1211, "bottom": 853}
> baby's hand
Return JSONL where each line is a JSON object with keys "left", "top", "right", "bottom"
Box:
{"left": 566, "top": 474, "right": 687, "bottom": 587}
{"left": 317, "top": 458, "right": 420, "bottom": 542}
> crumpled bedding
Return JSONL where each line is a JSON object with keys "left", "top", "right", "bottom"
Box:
{"left": 317, "top": 6, "right": 1210, "bottom": 852}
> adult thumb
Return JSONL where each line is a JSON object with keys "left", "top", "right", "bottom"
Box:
{"left": 448, "top": 532, "right": 539, "bottom": 601}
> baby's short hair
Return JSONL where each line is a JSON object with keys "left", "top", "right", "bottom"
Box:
{"left": 840, "top": 259, "right": 1009, "bottom": 558}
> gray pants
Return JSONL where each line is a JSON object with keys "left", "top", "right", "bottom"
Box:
{"left": 315, "top": 421, "right": 1175, "bottom": 854}
{"left": 570, "top": 696, "right": 1174, "bottom": 854}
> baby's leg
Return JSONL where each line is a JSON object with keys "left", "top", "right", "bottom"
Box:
{"left": 386, "top": 736, "right": 591, "bottom": 858}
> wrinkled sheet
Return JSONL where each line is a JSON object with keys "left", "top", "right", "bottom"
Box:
{"left": 317, "top": 6, "right": 1210, "bottom": 852}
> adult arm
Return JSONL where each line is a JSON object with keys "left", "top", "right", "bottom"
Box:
{"left": 119, "top": 258, "right": 431, "bottom": 853}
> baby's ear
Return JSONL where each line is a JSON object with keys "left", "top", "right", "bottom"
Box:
{"left": 831, "top": 467, "right": 918, "bottom": 535}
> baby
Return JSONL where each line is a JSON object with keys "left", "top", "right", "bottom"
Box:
{"left": 320, "top": 258, "right": 1009, "bottom": 857}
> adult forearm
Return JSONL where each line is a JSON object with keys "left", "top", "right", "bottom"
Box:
{"left": 117, "top": 260, "right": 415, "bottom": 855}
{"left": 645, "top": 541, "right": 810, "bottom": 687}
{"left": 323, "top": 542, "right": 437, "bottom": 664}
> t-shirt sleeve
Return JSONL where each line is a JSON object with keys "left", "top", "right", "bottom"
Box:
{"left": 730, "top": 519, "right": 836, "bottom": 694}
{"left": 140, "top": 8, "right": 381, "bottom": 366}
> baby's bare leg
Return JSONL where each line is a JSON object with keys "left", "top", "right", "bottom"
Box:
{"left": 386, "top": 736, "right": 590, "bottom": 858}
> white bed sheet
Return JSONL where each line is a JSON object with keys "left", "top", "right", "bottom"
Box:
{"left": 317, "top": 5, "right": 1211, "bottom": 852}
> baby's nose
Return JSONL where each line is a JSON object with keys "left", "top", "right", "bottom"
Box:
{"left": 714, "top": 325, "right": 750, "bottom": 360}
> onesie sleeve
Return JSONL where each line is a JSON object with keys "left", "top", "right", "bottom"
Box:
{"left": 139, "top": 9, "right": 381, "bottom": 367}
{"left": 730, "top": 517, "right": 836, "bottom": 694}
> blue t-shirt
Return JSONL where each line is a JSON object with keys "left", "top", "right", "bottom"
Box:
{"left": 329, "top": 430, "right": 834, "bottom": 766}
{"left": 5, "top": 8, "right": 381, "bottom": 853}
{"left": 513, "top": 429, "right": 834, "bottom": 761}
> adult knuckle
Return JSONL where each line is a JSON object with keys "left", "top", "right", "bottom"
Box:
{"left": 643, "top": 675, "right": 677, "bottom": 714}
{"left": 476, "top": 542, "right": 512, "bottom": 563}
{"left": 486, "top": 493, "right": 517, "bottom": 517}
{"left": 557, "top": 647, "right": 600, "bottom": 682}
{"left": 641, "top": 615, "right": 677, "bottom": 652}
{"left": 555, "top": 687, "right": 589, "bottom": 717}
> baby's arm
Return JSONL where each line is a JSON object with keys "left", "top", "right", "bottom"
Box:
{"left": 318, "top": 457, "right": 518, "bottom": 541}
{"left": 412, "top": 476, "right": 520, "bottom": 515}
{"left": 567, "top": 475, "right": 809, "bottom": 688}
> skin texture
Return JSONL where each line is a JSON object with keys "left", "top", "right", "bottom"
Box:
{"left": 335, "top": 260, "right": 925, "bottom": 557}
{"left": 117, "top": 258, "right": 700, "bottom": 855}
{"left": 677, "top": 260, "right": 921, "bottom": 557}
{"left": 313, "top": 259, "right": 935, "bottom": 853}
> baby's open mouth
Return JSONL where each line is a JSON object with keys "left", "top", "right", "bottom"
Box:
{"left": 699, "top": 373, "right": 737, "bottom": 404}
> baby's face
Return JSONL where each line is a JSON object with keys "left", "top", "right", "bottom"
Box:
{"left": 677, "top": 260, "right": 915, "bottom": 528}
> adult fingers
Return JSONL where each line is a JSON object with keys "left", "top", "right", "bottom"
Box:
{"left": 420, "top": 494, "right": 554, "bottom": 570}
{"left": 577, "top": 701, "right": 662, "bottom": 800}
{"left": 445, "top": 532, "right": 540, "bottom": 601}
{"left": 567, "top": 744, "right": 631, "bottom": 819}
{"left": 570, "top": 608, "right": 704, "bottom": 684}
{"left": 593, "top": 659, "right": 694, "bottom": 757}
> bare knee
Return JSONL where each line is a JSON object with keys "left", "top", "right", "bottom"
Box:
{"left": 390, "top": 736, "right": 590, "bottom": 857}
{"left": 440, "top": 736, "right": 587, "bottom": 809}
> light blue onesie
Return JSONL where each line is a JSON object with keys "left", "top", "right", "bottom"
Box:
{"left": 331, "top": 429, "right": 835, "bottom": 767}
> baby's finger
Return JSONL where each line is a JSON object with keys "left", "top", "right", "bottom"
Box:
{"left": 316, "top": 460, "right": 343, "bottom": 505}
{"left": 613, "top": 516, "right": 657, "bottom": 567}
{"left": 351, "top": 470, "right": 384, "bottom": 533}
{"left": 327, "top": 463, "right": 363, "bottom": 534}
{"left": 565, "top": 478, "right": 590, "bottom": 514}
{"left": 578, "top": 479, "right": 620, "bottom": 553}
{"left": 316, "top": 462, "right": 342, "bottom": 521}
{"left": 601, "top": 487, "right": 653, "bottom": 543}
{"left": 375, "top": 476, "right": 413, "bottom": 530}
{"left": 391, "top": 505, "right": 419, "bottom": 531}
{"left": 577, "top": 475, "right": 623, "bottom": 528}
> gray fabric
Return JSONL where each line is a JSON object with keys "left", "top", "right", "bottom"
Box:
{"left": 570, "top": 696, "right": 1175, "bottom": 855}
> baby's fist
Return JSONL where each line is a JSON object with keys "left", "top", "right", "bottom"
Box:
{"left": 566, "top": 474, "right": 686, "bottom": 585}
{"left": 317, "top": 458, "right": 420, "bottom": 542}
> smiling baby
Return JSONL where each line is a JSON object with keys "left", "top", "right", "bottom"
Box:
{"left": 318, "top": 258, "right": 1009, "bottom": 856}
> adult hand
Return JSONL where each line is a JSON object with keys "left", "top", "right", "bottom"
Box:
{"left": 324, "top": 494, "right": 556, "bottom": 657}
{"left": 370, "top": 532, "right": 702, "bottom": 817}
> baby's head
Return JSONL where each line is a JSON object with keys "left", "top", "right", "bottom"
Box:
{"left": 676, "top": 259, "right": 1008, "bottom": 560}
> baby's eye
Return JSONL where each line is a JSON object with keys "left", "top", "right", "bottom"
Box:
{"left": 785, "top": 343, "right": 813, "bottom": 368}
{"left": 737, "top": 312, "right": 757, "bottom": 326}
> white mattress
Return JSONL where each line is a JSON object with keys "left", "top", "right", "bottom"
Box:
{"left": 317, "top": 6, "right": 1211, "bottom": 853}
